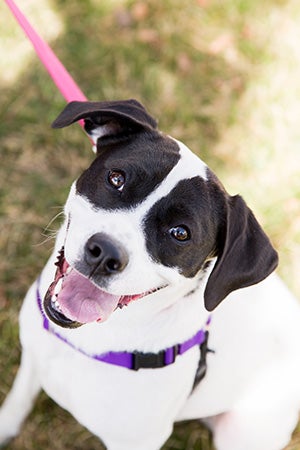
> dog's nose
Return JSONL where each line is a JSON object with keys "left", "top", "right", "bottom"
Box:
{"left": 84, "top": 233, "right": 128, "bottom": 275}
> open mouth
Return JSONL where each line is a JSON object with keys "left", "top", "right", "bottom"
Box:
{"left": 43, "top": 247, "right": 165, "bottom": 328}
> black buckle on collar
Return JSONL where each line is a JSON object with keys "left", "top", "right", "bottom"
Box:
{"left": 132, "top": 345, "right": 179, "bottom": 371}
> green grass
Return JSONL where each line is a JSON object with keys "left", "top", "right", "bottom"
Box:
{"left": 0, "top": 0, "right": 300, "bottom": 449}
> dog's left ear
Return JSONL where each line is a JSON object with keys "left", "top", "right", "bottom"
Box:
{"left": 204, "top": 194, "right": 278, "bottom": 311}
{"left": 52, "top": 99, "right": 157, "bottom": 150}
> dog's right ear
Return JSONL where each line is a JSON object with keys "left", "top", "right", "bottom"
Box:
{"left": 204, "top": 194, "right": 278, "bottom": 311}
{"left": 51, "top": 99, "right": 158, "bottom": 152}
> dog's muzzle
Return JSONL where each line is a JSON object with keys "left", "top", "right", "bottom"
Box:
{"left": 43, "top": 240, "right": 165, "bottom": 328}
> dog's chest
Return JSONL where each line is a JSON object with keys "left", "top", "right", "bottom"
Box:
{"left": 30, "top": 322, "right": 201, "bottom": 439}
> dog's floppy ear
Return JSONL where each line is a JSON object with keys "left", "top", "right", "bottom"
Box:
{"left": 204, "top": 195, "right": 278, "bottom": 311}
{"left": 51, "top": 99, "right": 157, "bottom": 150}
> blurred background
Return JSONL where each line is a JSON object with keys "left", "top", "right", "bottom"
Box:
{"left": 0, "top": 0, "right": 299, "bottom": 448}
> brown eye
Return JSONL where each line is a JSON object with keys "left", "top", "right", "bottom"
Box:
{"left": 169, "top": 225, "right": 190, "bottom": 242}
{"left": 108, "top": 170, "right": 125, "bottom": 191}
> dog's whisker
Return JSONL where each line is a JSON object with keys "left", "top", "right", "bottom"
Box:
{"left": 34, "top": 210, "right": 65, "bottom": 248}
{"left": 43, "top": 210, "right": 65, "bottom": 234}
{"left": 33, "top": 234, "right": 56, "bottom": 247}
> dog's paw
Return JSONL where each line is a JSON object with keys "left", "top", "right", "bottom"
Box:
{"left": 0, "top": 437, "right": 14, "bottom": 449}
{"left": 0, "top": 430, "right": 18, "bottom": 448}
{"left": 0, "top": 434, "right": 16, "bottom": 448}
{"left": 0, "top": 410, "right": 20, "bottom": 447}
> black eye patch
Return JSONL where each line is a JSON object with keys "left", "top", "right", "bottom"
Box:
{"left": 143, "top": 176, "right": 224, "bottom": 278}
{"left": 76, "top": 131, "right": 180, "bottom": 210}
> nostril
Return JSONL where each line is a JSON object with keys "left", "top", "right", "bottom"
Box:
{"left": 105, "top": 258, "right": 121, "bottom": 273}
{"left": 88, "top": 243, "right": 102, "bottom": 259}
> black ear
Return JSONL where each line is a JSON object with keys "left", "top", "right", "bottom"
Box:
{"left": 204, "top": 195, "right": 278, "bottom": 311}
{"left": 51, "top": 99, "right": 157, "bottom": 149}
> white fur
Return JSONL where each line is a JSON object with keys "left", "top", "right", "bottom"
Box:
{"left": 0, "top": 138, "right": 300, "bottom": 450}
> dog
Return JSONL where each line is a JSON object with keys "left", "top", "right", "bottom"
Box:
{"left": 1, "top": 99, "right": 300, "bottom": 450}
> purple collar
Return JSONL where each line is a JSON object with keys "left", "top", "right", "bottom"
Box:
{"left": 36, "top": 281, "right": 211, "bottom": 371}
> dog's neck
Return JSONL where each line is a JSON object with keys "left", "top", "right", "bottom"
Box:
{"left": 36, "top": 281, "right": 211, "bottom": 372}
{"left": 38, "top": 260, "right": 211, "bottom": 357}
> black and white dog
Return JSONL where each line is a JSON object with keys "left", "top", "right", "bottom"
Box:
{"left": 1, "top": 99, "right": 300, "bottom": 450}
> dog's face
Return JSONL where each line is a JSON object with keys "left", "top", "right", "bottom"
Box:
{"left": 44, "top": 99, "right": 278, "bottom": 328}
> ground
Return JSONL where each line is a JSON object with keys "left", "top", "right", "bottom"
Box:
{"left": 0, "top": 0, "right": 299, "bottom": 449}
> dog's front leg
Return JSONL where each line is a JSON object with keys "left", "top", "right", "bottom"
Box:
{"left": 0, "top": 349, "right": 41, "bottom": 445}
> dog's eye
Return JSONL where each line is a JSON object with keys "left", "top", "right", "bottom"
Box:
{"left": 108, "top": 170, "right": 125, "bottom": 191}
{"left": 169, "top": 225, "right": 190, "bottom": 242}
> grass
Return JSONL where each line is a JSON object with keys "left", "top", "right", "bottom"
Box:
{"left": 0, "top": 0, "right": 300, "bottom": 449}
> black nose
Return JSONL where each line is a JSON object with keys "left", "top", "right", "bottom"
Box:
{"left": 84, "top": 233, "right": 128, "bottom": 275}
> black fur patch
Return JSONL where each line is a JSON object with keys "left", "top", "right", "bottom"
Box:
{"left": 76, "top": 131, "right": 180, "bottom": 209}
{"left": 143, "top": 176, "right": 226, "bottom": 278}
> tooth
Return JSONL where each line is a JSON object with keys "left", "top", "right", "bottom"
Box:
{"left": 51, "top": 293, "right": 62, "bottom": 312}
{"left": 53, "top": 278, "right": 63, "bottom": 295}
{"left": 66, "top": 267, "right": 72, "bottom": 275}
{"left": 54, "top": 299, "right": 62, "bottom": 312}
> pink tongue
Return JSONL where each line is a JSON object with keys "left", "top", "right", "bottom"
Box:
{"left": 57, "top": 270, "right": 121, "bottom": 323}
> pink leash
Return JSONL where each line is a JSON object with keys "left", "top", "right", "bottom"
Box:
{"left": 6, "top": 0, "right": 213, "bottom": 380}
{"left": 4, "top": 0, "right": 87, "bottom": 128}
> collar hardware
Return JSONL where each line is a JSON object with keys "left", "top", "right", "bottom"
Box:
{"left": 132, "top": 344, "right": 179, "bottom": 371}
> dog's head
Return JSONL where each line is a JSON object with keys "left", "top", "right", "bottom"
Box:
{"left": 44, "top": 99, "right": 278, "bottom": 328}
